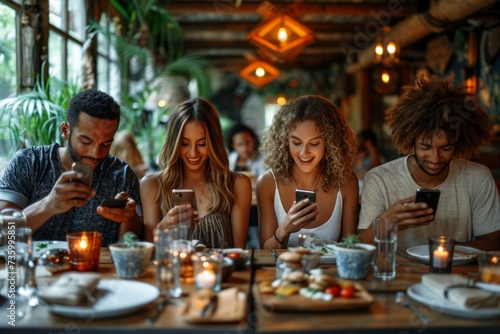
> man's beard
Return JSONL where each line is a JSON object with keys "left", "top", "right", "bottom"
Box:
{"left": 67, "top": 131, "right": 81, "bottom": 163}
{"left": 413, "top": 152, "right": 451, "bottom": 177}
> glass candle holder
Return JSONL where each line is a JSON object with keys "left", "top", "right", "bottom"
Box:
{"left": 171, "top": 239, "right": 194, "bottom": 280}
{"left": 478, "top": 251, "right": 500, "bottom": 284}
{"left": 428, "top": 236, "right": 455, "bottom": 273}
{"left": 66, "top": 231, "right": 102, "bottom": 271}
{"left": 191, "top": 251, "right": 223, "bottom": 291}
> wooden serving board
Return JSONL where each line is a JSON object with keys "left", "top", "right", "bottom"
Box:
{"left": 252, "top": 282, "right": 374, "bottom": 312}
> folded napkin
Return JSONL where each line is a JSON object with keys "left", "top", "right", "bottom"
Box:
{"left": 38, "top": 272, "right": 100, "bottom": 306}
{"left": 422, "top": 274, "right": 500, "bottom": 309}
{"left": 184, "top": 287, "right": 246, "bottom": 322}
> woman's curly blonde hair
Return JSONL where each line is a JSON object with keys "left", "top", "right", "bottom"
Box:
{"left": 260, "top": 95, "right": 358, "bottom": 191}
{"left": 386, "top": 75, "right": 491, "bottom": 159}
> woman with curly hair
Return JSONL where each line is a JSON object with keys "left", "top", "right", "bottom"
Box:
{"left": 140, "top": 98, "right": 252, "bottom": 248}
{"left": 256, "top": 95, "right": 359, "bottom": 249}
{"left": 358, "top": 75, "right": 500, "bottom": 252}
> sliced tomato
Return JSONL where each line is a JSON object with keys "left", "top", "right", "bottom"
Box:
{"left": 340, "top": 287, "right": 355, "bottom": 298}
{"left": 324, "top": 285, "right": 341, "bottom": 297}
{"left": 226, "top": 252, "right": 241, "bottom": 259}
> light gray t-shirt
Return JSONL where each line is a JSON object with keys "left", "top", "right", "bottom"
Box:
{"left": 358, "top": 155, "right": 500, "bottom": 253}
{"left": 0, "top": 144, "right": 142, "bottom": 246}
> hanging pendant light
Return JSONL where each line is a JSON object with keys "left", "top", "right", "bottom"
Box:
{"left": 247, "top": 13, "right": 314, "bottom": 61}
{"left": 239, "top": 60, "right": 281, "bottom": 88}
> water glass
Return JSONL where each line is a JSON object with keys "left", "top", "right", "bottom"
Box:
{"left": 373, "top": 217, "right": 398, "bottom": 281}
{"left": 154, "top": 227, "right": 182, "bottom": 298}
{"left": 428, "top": 236, "right": 455, "bottom": 273}
{"left": 0, "top": 208, "right": 34, "bottom": 318}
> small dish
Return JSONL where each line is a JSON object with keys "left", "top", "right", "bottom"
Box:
{"left": 222, "top": 248, "right": 249, "bottom": 270}
{"left": 406, "top": 245, "right": 479, "bottom": 265}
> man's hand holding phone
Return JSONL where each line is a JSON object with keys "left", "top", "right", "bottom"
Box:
{"left": 97, "top": 192, "right": 137, "bottom": 223}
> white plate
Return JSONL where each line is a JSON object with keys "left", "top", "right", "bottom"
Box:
{"left": 48, "top": 280, "right": 159, "bottom": 319}
{"left": 476, "top": 281, "right": 500, "bottom": 294}
{"left": 407, "top": 283, "right": 500, "bottom": 319}
{"left": 406, "top": 245, "right": 479, "bottom": 265}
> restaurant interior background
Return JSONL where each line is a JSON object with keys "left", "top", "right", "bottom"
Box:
{"left": 0, "top": 0, "right": 499, "bottom": 183}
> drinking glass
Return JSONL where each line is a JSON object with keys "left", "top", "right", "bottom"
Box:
{"left": 154, "top": 227, "right": 182, "bottom": 298}
{"left": 373, "top": 217, "right": 398, "bottom": 281}
{"left": 0, "top": 208, "right": 35, "bottom": 318}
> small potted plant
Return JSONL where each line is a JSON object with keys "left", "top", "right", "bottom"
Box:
{"left": 332, "top": 235, "right": 375, "bottom": 280}
{"left": 109, "top": 232, "right": 154, "bottom": 279}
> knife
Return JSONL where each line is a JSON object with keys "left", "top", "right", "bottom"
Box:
{"left": 199, "top": 294, "right": 218, "bottom": 318}
{"left": 145, "top": 296, "right": 168, "bottom": 325}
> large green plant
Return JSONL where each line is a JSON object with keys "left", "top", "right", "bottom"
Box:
{"left": 0, "top": 73, "right": 80, "bottom": 154}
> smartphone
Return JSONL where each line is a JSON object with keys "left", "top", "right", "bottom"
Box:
{"left": 71, "top": 162, "right": 94, "bottom": 187}
{"left": 101, "top": 199, "right": 127, "bottom": 208}
{"left": 172, "top": 189, "right": 197, "bottom": 209}
{"left": 295, "top": 189, "right": 316, "bottom": 204}
{"left": 415, "top": 188, "right": 441, "bottom": 215}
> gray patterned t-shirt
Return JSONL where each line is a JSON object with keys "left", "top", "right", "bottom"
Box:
{"left": 0, "top": 143, "right": 142, "bottom": 246}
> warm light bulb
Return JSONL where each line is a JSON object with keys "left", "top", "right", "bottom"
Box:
{"left": 277, "top": 96, "right": 286, "bottom": 105}
{"left": 375, "top": 43, "right": 383, "bottom": 56}
{"left": 255, "top": 67, "right": 266, "bottom": 77}
{"left": 79, "top": 238, "right": 88, "bottom": 249}
{"left": 158, "top": 99, "right": 167, "bottom": 108}
{"left": 277, "top": 27, "right": 288, "bottom": 42}
{"left": 381, "top": 71, "right": 390, "bottom": 83}
{"left": 387, "top": 42, "right": 396, "bottom": 55}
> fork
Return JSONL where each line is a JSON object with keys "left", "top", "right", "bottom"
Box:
{"left": 271, "top": 249, "right": 278, "bottom": 263}
{"left": 395, "top": 291, "right": 430, "bottom": 323}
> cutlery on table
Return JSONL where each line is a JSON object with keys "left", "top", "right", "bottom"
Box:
{"left": 395, "top": 291, "right": 430, "bottom": 323}
{"left": 199, "top": 294, "right": 218, "bottom": 318}
{"left": 145, "top": 296, "right": 168, "bottom": 325}
{"left": 271, "top": 249, "right": 278, "bottom": 263}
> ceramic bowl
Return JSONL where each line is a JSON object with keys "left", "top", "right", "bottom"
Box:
{"left": 109, "top": 241, "right": 154, "bottom": 279}
{"left": 332, "top": 243, "right": 376, "bottom": 280}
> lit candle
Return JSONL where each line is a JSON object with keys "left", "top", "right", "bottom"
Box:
{"left": 196, "top": 269, "right": 216, "bottom": 289}
{"left": 66, "top": 232, "right": 102, "bottom": 272}
{"left": 432, "top": 246, "right": 449, "bottom": 268}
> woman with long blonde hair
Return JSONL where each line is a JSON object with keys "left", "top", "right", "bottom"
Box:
{"left": 141, "top": 98, "right": 251, "bottom": 247}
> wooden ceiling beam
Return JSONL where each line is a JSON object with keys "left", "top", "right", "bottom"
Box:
{"left": 166, "top": 1, "right": 413, "bottom": 17}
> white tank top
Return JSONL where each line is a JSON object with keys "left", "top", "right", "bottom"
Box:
{"left": 271, "top": 170, "right": 343, "bottom": 246}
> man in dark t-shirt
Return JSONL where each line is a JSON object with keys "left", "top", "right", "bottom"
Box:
{"left": 0, "top": 89, "right": 143, "bottom": 246}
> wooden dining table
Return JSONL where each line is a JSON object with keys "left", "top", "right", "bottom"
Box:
{"left": 2, "top": 248, "right": 500, "bottom": 333}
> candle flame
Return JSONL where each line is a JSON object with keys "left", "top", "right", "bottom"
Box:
{"left": 203, "top": 261, "right": 209, "bottom": 268}
{"left": 79, "top": 238, "right": 88, "bottom": 249}
{"left": 437, "top": 246, "right": 444, "bottom": 252}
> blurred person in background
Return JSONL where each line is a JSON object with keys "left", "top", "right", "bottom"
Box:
{"left": 110, "top": 130, "right": 150, "bottom": 179}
